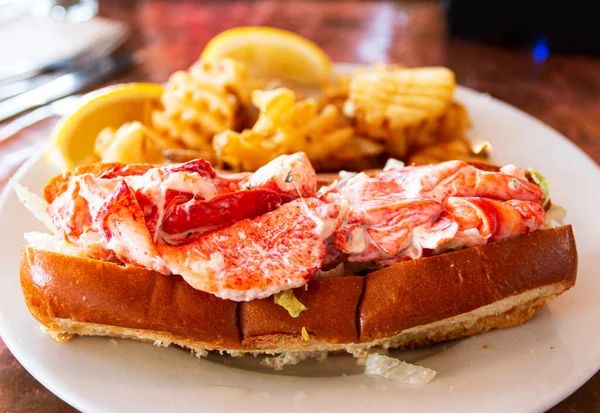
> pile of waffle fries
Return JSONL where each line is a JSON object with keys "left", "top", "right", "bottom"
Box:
{"left": 94, "top": 59, "right": 488, "bottom": 171}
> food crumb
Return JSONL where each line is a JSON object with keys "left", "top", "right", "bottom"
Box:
{"left": 301, "top": 327, "right": 310, "bottom": 341}
{"left": 482, "top": 344, "right": 488, "bottom": 350}
{"left": 109, "top": 339, "right": 118, "bottom": 346}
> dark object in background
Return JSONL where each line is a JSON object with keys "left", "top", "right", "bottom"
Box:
{"left": 445, "top": 0, "right": 600, "bottom": 56}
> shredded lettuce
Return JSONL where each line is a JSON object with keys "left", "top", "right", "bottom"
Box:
{"left": 313, "top": 262, "right": 345, "bottom": 279}
{"left": 24, "top": 231, "right": 88, "bottom": 257}
{"left": 383, "top": 158, "right": 405, "bottom": 171}
{"left": 301, "top": 327, "right": 309, "bottom": 341}
{"left": 364, "top": 353, "right": 437, "bottom": 385}
{"left": 528, "top": 169, "right": 551, "bottom": 207}
{"left": 274, "top": 290, "right": 307, "bottom": 318}
{"left": 10, "top": 179, "right": 55, "bottom": 232}
{"left": 545, "top": 203, "right": 567, "bottom": 228}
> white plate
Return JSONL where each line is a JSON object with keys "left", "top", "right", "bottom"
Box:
{"left": 1, "top": 71, "right": 600, "bottom": 413}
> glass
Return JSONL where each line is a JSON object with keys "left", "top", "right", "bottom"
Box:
{"left": 30, "top": 0, "right": 98, "bottom": 22}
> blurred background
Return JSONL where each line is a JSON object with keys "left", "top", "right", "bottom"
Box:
{"left": 1, "top": 0, "right": 599, "bottom": 154}
{"left": 0, "top": 0, "right": 599, "bottom": 412}
{"left": 2, "top": 0, "right": 599, "bottom": 122}
{"left": 1, "top": 0, "right": 599, "bottom": 170}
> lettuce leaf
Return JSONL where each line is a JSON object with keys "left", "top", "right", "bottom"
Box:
{"left": 10, "top": 179, "right": 55, "bottom": 232}
{"left": 273, "top": 290, "right": 307, "bottom": 318}
{"left": 528, "top": 169, "right": 551, "bottom": 207}
{"left": 364, "top": 353, "right": 437, "bottom": 384}
{"left": 544, "top": 203, "right": 567, "bottom": 228}
{"left": 383, "top": 158, "right": 405, "bottom": 171}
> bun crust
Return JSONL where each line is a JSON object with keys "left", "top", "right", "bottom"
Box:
{"left": 20, "top": 226, "right": 577, "bottom": 354}
{"left": 241, "top": 276, "right": 365, "bottom": 347}
{"left": 359, "top": 224, "right": 577, "bottom": 341}
{"left": 20, "top": 247, "right": 241, "bottom": 350}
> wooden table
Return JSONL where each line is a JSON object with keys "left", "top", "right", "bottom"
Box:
{"left": 1, "top": 1, "right": 598, "bottom": 411}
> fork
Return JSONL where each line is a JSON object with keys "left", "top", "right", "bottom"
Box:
{"left": 0, "top": 94, "right": 82, "bottom": 142}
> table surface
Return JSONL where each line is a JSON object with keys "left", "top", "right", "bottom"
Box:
{"left": 1, "top": 1, "right": 599, "bottom": 412}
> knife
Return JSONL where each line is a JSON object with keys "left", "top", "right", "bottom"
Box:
{"left": 0, "top": 39, "right": 127, "bottom": 102}
{"left": 0, "top": 53, "right": 134, "bottom": 122}
{"left": 0, "top": 13, "right": 129, "bottom": 87}
{"left": 0, "top": 94, "right": 82, "bottom": 143}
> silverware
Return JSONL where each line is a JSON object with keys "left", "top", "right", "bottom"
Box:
{"left": 0, "top": 32, "right": 131, "bottom": 101}
{"left": 0, "top": 39, "right": 125, "bottom": 100}
{"left": 0, "top": 71, "right": 59, "bottom": 102}
{"left": 0, "top": 22, "right": 128, "bottom": 87}
{"left": 0, "top": 94, "right": 82, "bottom": 142}
{"left": 0, "top": 53, "right": 134, "bottom": 123}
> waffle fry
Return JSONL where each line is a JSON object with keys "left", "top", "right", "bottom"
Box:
{"left": 344, "top": 65, "right": 456, "bottom": 153}
{"left": 162, "top": 148, "right": 216, "bottom": 164}
{"left": 152, "top": 59, "right": 254, "bottom": 157}
{"left": 319, "top": 74, "right": 350, "bottom": 111}
{"left": 408, "top": 137, "right": 490, "bottom": 165}
{"left": 95, "top": 121, "right": 172, "bottom": 164}
{"left": 397, "top": 101, "right": 472, "bottom": 154}
{"left": 319, "top": 135, "right": 385, "bottom": 172}
{"left": 346, "top": 65, "right": 456, "bottom": 127}
{"left": 86, "top": 55, "right": 485, "bottom": 172}
{"left": 214, "top": 88, "right": 356, "bottom": 171}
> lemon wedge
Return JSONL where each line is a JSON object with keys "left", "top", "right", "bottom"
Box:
{"left": 200, "top": 27, "right": 332, "bottom": 86}
{"left": 47, "top": 83, "right": 164, "bottom": 170}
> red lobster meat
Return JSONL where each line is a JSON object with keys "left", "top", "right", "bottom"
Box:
{"left": 321, "top": 161, "right": 546, "bottom": 265}
{"left": 46, "top": 156, "right": 547, "bottom": 300}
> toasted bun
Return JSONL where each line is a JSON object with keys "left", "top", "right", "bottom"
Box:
{"left": 20, "top": 225, "right": 577, "bottom": 357}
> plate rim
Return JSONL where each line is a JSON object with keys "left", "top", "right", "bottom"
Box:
{"left": 1, "top": 75, "right": 600, "bottom": 413}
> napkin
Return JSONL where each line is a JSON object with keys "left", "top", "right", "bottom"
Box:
{"left": 0, "top": 14, "right": 128, "bottom": 81}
